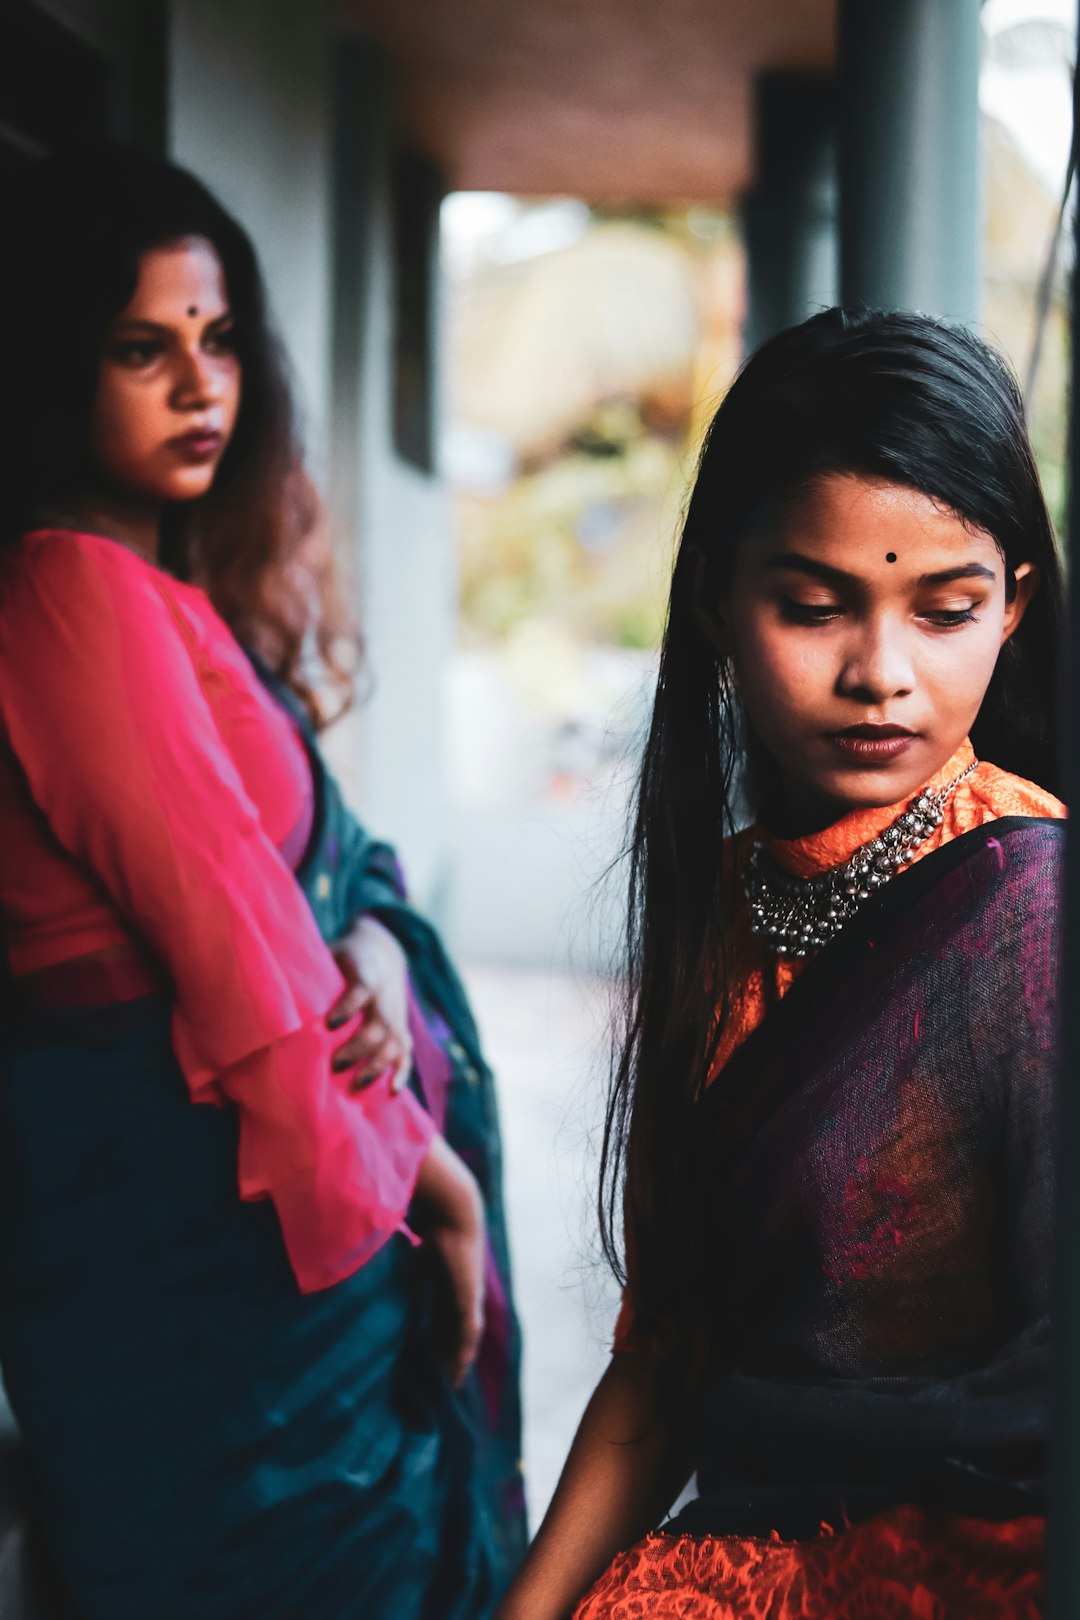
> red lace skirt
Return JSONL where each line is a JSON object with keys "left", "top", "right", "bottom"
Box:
{"left": 572, "top": 1506, "right": 1044, "bottom": 1619}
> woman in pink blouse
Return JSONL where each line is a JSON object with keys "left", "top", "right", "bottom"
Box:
{"left": 0, "top": 145, "right": 519, "bottom": 1618}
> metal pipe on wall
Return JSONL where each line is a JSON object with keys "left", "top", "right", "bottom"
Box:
{"left": 1048, "top": 15, "right": 1080, "bottom": 1612}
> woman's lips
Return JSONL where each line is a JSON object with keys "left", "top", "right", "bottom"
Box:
{"left": 827, "top": 725, "right": 918, "bottom": 762}
{"left": 168, "top": 430, "right": 223, "bottom": 462}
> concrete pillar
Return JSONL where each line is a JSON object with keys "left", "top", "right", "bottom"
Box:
{"left": 838, "top": 0, "right": 982, "bottom": 320}
{"left": 741, "top": 73, "right": 837, "bottom": 352}
{"left": 328, "top": 35, "right": 389, "bottom": 547}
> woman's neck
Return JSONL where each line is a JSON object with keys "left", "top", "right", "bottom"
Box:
{"left": 756, "top": 787, "right": 841, "bottom": 841}
{"left": 757, "top": 739, "right": 978, "bottom": 846}
{"left": 748, "top": 752, "right": 851, "bottom": 840}
{"left": 36, "top": 489, "right": 162, "bottom": 565}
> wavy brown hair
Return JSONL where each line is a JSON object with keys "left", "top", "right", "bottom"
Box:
{"left": 0, "top": 143, "right": 358, "bottom": 726}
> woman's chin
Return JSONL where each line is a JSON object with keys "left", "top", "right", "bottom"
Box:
{"left": 107, "top": 468, "right": 218, "bottom": 507}
{"left": 778, "top": 755, "right": 942, "bottom": 828}
{"left": 158, "top": 468, "right": 220, "bottom": 503}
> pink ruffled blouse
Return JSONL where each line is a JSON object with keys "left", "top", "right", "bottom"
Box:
{"left": 0, "top": 528, "right": 434, "bottom": 1293}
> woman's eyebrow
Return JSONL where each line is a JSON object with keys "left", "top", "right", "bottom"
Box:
{"left": 917, "top": 563, "right": 997, "bottom": 586}
{"left": 764, "top": 553, "right": 853, "bottom": 585}
{"left": 763, "top": 553, "right": 997, "bottom": 588}
{"left": 108, "top": 318, "right": 173, "bottom": 337}
{"left": 109, "top": 311, "right": 232, "bottom": 336}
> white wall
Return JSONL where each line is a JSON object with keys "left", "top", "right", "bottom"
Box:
{"left": 345, "top": 171, "right": 454, "bottom": 916}
{"left": 167, "top": 0, "right": 453, "bottom": 913}
{"left": 168, "top": 0, "right": 334, "bottom": 463}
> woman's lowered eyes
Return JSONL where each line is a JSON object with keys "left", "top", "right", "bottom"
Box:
{"left": 780, "top": 596, "right": 984, "bottom": 628}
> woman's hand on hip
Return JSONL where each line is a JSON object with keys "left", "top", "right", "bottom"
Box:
{"left": 328, "top": 915, "right": 413, "bottom": 1092}
{"left": 413, "top": 1135, "right": 487, "bottom": 1387}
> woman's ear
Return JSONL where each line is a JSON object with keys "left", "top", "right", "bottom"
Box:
{"left": 1001, "top": 561, "right": 1038, "bottom": 645}
{"left": 688, "top": 548, "right": 728, "bottom": 655}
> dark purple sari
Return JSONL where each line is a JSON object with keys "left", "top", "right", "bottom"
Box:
{"left": 672, "top": 817, "right": 1061, "bottom": 1541}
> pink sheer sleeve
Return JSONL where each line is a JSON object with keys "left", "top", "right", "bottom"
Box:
{"left": 0, "top": 531, "right": 434, "bottom": 1292}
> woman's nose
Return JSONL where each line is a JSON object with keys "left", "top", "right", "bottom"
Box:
{"left": 837, "top": 617, "right": 915, "bottom": 703}
{"left": 171, "top": 346, "right": 218, "bottom": 408}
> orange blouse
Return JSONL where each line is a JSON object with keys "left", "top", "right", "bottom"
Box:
{"left": 713, "top": 738, "right": 1065, "bottom": 1075}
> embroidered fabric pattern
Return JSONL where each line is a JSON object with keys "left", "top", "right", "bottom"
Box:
{"left": 573, "top": 1510, "right": 1044, "bottom": 1619}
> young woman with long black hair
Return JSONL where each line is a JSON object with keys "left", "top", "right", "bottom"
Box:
{"left": 0, "top": 146, "right": 523, "bottom": 1618}
{"left": 498, "top": 308, "right": 1062, "bottom": 1619}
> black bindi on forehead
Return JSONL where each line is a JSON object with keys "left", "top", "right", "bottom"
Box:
{"left": 885, "top": 552, "right": 897, "bottom": 563}
{"left": 187, "top": 305, "right": 199, "bottom": 317}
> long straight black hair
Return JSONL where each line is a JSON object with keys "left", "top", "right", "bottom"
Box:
{"left": 601, "top": 307, "right": 1066, "bottom": 1356}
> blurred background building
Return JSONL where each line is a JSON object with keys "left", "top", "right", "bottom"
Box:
{"left": 2, "top": 0, "right": 1075, "bottom": 1551}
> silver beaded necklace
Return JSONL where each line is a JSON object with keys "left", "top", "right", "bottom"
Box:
{"left": 746, "top": 759, "right": 979, "bottom": 958}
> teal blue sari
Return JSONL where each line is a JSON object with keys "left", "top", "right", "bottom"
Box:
{"left": 0, "top": 666, "right": 525, "bottom": 1620}
{"left": 266, "top": 662, "right": 527, "bottom": 1586}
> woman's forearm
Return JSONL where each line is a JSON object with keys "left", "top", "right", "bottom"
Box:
{"left": 497, "top": 1350, "right": 689, "bottom": 1620}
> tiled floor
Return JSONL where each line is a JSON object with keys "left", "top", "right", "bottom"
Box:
{"left": 461, "top": 965, "right": 623, "bottom": 1530}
